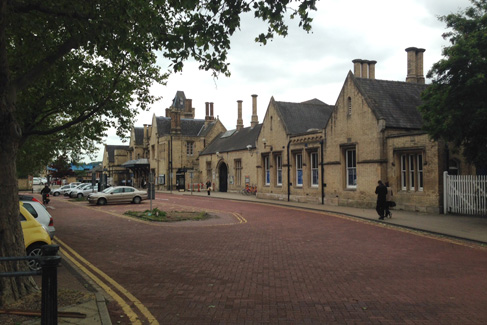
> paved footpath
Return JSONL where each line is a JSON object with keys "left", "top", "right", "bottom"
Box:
{"left": 188, "top": 190, "right": 487, "bottom": 244}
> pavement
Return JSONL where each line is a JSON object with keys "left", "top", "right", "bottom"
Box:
{"left": 30, "top": 189, "right": 487, "bottom": 324}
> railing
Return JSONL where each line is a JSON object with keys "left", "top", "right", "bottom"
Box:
{"left": 443, "top": 172, "right": 487, "bottom": 216}
{"left": 0, "top": 245, "right": 61, "bottom": 325}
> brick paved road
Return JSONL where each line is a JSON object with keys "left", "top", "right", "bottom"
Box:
{"left": 51, "top": 193, "right": 487, "bottom": 324}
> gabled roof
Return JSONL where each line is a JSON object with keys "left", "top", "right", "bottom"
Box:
{"left": 105, "top": 145, "right": 129, "bottom": 163}
{"left": 272, "top": 98, "right": 334, "bottom": 135}
{"left": 133, "top": 127, "right": 144, "bottom": 146}
{"left": 351, "top": 72, "right": 428, "bottom": 129}
{"left": 155, "top": 116, "right": 215, "bottom": 137}
{"left": 171, "top": 91, "right": 186, "bottom": 109}
{"left": 200, "top": 124, "right": 263, "bottom": 155}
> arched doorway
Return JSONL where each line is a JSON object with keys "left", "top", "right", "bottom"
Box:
{"left": 218, "top": 162, "right": 228, "bottom": 192}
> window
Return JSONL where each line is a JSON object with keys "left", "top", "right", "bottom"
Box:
{"left": 296, "top": 153, "right": 303, "bottom": 187}
{"left": 276, "top": 155, "right": 282, "bottom": 186}
{"left": 235, "top": 159, "right": 242, "bottom": 186}
{"left": 311, "top": 152, "right": 319, "bottom": 187}
{"left": 264, "top": 156, "right": 270, "bottom": 185}
{"left": 346, "top": 149, "right": 357, "bottom": 188}
{"left": 206, "top": 161, "right": 212, "bottom": 180}
{"left": 400, "top": 153, "right": 423, "bottom": 191}
{"left": 23, "top": 203, "right": 38, "bottom": 218}
{"left": 448, "top": 159, "right": 459, "bottom": 175}
{"left": 347, "top": 97, "right": 352, "bottom": 116}
{"left": 186, "top": 141, "right": 194, "bottom": 156}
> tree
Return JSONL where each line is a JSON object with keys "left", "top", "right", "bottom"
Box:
{"left": 419, "top": 0, "right": 487, "bottom": 168}
{"left": 0, "top": 0, "right": 317, "bottom": 305}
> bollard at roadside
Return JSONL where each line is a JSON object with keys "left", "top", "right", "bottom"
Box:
{"left": 40, "top": 245, "right": 61, "bottom": 325}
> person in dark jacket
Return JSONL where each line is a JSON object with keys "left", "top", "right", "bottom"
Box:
{"left": 206, "top": 180, "right": 211, "bottom": 196}
{"left": 375, "top": 180, "right": 387, "bottom": 220}
{"left": 40, "top": 183, "right": 51, "bottom": 205}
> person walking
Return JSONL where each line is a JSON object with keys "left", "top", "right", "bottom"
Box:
{"left": 206, "top": 180, "right": 211, "bottom": 196}
{"left": 375, "top": 180, "right": 387, "bottom": 220}
{"left": 385, "top": 181, "right": 394, "bottom": 218}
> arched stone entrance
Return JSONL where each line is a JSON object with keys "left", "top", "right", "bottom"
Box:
{"left": 218, "top": 162, "right": 228, "bottom": 192}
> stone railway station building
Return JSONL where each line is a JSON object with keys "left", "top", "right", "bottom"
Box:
{"left": 102, "top": 47, "right": 476, "bottom": 213}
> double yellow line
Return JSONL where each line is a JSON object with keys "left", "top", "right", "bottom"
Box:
{"left": 54, "top": 238, "right": 158, "bottom": 324}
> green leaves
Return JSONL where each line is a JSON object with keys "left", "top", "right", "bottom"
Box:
{"left": 5, "top": 0, "right": 317, "bottom": 166}
{"left": 420, "top": 0, "right": 487, "bottom": 167}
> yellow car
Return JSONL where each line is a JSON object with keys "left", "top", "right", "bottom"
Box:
{"left": 20, "top": 202, "right": 52, "bottom": 270}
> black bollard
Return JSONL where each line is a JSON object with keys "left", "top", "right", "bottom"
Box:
{"left": 40, "top": 245, "right": 61, "bottom": 325}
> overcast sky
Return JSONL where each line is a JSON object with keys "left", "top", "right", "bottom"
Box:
{"left": 94, "top": 0, "right": 472, "bottom": 161}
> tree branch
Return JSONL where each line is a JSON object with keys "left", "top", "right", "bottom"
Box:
{"left": 13, "top": 36, "right": 81, "bottom": 91}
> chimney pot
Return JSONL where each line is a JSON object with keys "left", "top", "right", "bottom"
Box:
{"left": 352, "top": 59, "right": 362, "bottom": 77}
{"left": 251, "top": 94, "right": 258, "bottom": 127}
{"left": 405, "top": 47, "right": 418, "bottom": 83}
{"left": 368, "top": 60, "right": 377, "bottom": 79}
{"left": 237, "top": 100, "right": 244, "bottom": 131}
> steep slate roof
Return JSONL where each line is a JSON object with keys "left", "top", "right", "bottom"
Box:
{"left": 352, "top": 72, "right": 428, "bottom": 129}
{"left": 273, "top": 98, "right": 334, "bottom": 135}
{"left": 155, "top": 116, "right": 215, "bottom": 137}
{"left": 171, "top": 91, "right": 186, "bottom": 109}
{"left": 200, "top": 124, "right": 263, "bottom": 155}
{"left": 105, "top": 145, "right": 129, "bottom": 163}
{"left": 133, "top": 127, "right": 144, "bottom": 146}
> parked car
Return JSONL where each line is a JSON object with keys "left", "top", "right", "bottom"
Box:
{"left": 70, "top": 184, "right": 98, "bottom": 198}
{"left": 66, "top": 183, "right": 89, "bottom": 197}
{"left": 20, "top": 200, "right": 55, "bottom": 239}
{"left": 88, "top": 186, "right": 148, "bottom": 205}
{"left": 20, "top": 202, "right": 52, "bottom": 270}
{"left": 32, "top": 177, "right": 42, "bottom": 185}
{"left": 18, "top": 194, "right": 42, "bottom": 204}
{"left": 52, "top": 184, "right": 72, "bottom": 196}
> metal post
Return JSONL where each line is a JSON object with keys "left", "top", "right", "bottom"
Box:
{"left": 40, "top": 245, "right": 61, "bottom": 325}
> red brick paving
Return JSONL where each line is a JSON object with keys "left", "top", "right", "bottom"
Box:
{"left": 49, "top": 193, "right": 487, "bottom": 324}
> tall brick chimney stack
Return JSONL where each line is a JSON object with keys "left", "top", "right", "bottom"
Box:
{"left": 251, "top": 94, "right": 258, "bottom": 127}
{"left": 210, "top": 102, "right": 214, "bottom": 120}
{"left": 170, "top": 110, "right": 181, "bottom": 134}
{"left": 405, "top": 47, "right": 425, "bottom": 84}
{"left": 406, "top": 47, "right": 417, "bottom": 83}
{"left": 368, "top": 60, "right": 377, "bottom": 79}
{"left": 416, "top": 48, "right": 425, "bottom": 84}
{"left": 205, "top": 102, "right": 210, "bottom": 121}
{"left": 237, "top": 100, "right": 244, "bottom": 131}
{"left": 353, "top": 59, "right": 362, "bottom": 76}
{"left": 352, "top": 59, "right": 376, "bottom": 79}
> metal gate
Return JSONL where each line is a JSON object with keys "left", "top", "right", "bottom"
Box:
{"left": 443, "top": 171, "right": 487, "bottom": 216}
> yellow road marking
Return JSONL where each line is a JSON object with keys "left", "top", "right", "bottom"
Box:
{"left": 54, "top": 238, "right": 159, "bottom": 324}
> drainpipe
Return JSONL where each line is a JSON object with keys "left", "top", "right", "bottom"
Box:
{"left": 320, "top": 140, "right": 324, "bottom": 205}
{"left": 169, "top": 135, "right": 173, "bottom": 193}
{"left": 287, "top": 139, "right": 291, "bottom": 202}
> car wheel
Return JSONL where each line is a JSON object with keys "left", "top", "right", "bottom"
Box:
{"left": 133, "top": 196, "right": 141, "bottom": 204}
{"left": 77, "top": 193, "right": 83, "bottom": 198}
{"left": 53, "top": 192, "right": 60, "bottom": 196}
{"left": 98, "top": 198, "right": 107, "bottom": 206}
{"left": 26, "top": 244, "right": 45, "bottom": 271}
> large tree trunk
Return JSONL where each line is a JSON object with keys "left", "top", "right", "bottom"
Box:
{"left": 0, "top": 107, "right": 39, "bottom": 307}
{"left": 0, "top": 0, "right": 38, "bottom": 307}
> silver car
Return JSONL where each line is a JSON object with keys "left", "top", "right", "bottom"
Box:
{"left": 66, "top": 183, "right": 90, "bottom": 197}
{"left": 88, "top": 186, "right": 148, "bottom": 205}
{"left": 20, "top": 200, "right": 55, "bottom": 239}
{"left": 70, "top": 184, "right": 98, "bottom": 198}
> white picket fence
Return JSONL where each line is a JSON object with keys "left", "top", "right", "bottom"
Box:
{"left": 443, "top": 171, "right": 487, "bottom": 216}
